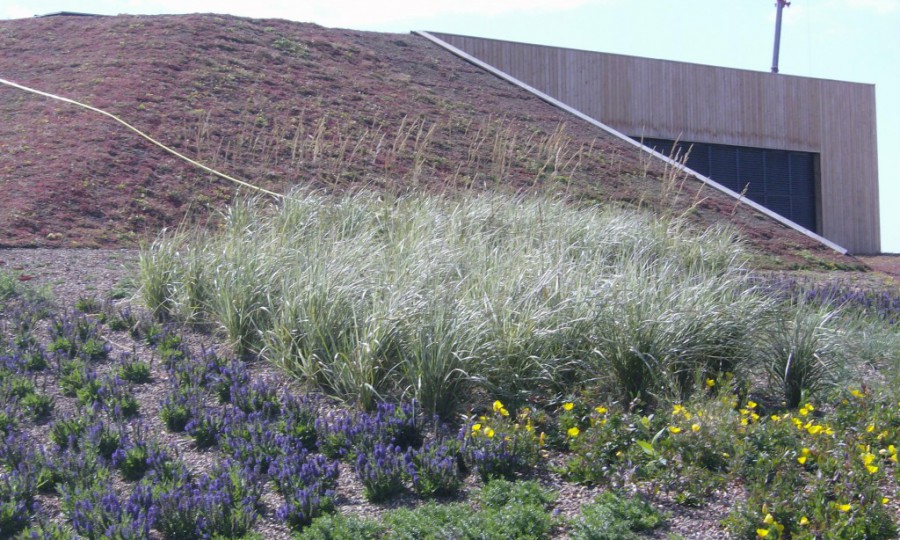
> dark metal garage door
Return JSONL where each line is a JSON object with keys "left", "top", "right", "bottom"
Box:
{"left": 636, "top": 138, "right": 819, "bottom": 233}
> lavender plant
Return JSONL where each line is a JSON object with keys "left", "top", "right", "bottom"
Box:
{"left": 185, "top": 408, "right": 223, "bottom": 449}
{"left": 271, "top": 451, "right": 340, "bottom": 530}
{"left": 62, "top": 483, "right": 153, "bottom": 540}
{"left": 315, "top": 401, "right": 422, "bottom": 461}
{"left": 409, "top": 439, "right": 462, "bottom": 498}
{"left": 231, "top": 376, "right": 281, "bottom": 418}
{"left": 275, "top": 394, "right": 318, "bottom": 451}
{"left": 154, "top": 461, "right": 263, "bottom": 540}
{"left": 116, "top": 354, "right": 151, "bottom": 384}
{"left": 0, "top": 461, "right": 39, "bottom": 536}
{"left": 354, "top": 443, "right": 413, "bottom": 502}
{"left": 269, "top": 450, "right": 339, "bottom": 498}
{"left": 159, "top": 387, "right": 198, "bottom": 432}
{"left": 209, "top": 358, "right": 251, "bottom": 404}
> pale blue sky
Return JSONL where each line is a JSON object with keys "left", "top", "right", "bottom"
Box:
{"left": 2, "top": 0, "right": 896, "bottom": 252}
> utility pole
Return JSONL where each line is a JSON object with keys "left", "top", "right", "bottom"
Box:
{"left": 771, "top": 0, "right": 790, "bottom": 73}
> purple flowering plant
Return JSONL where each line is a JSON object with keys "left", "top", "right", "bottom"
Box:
{"left": 354, "top": 442, "right": 414, "bottom": 503}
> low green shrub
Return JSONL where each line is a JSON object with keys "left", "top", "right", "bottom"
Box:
{"left": 569, "top": 491, "right": 666, "bottom": 540}
{"left": 294, "top": 513, "right": 384, "bottom": 540}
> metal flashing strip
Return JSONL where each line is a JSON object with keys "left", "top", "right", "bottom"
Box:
{"left": 414, "top": 30, "right": 847, "bottom": 255}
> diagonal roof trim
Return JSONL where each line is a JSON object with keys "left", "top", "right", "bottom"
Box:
{"left": 414, "top": 30, "right": 847, "bottom": 255}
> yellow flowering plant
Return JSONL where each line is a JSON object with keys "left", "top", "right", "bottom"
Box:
{"left": 461, "top": 400, "right": 541, "bottom": 482}
{"left": 560, "top": 402, "right": 658, "bottom": 485}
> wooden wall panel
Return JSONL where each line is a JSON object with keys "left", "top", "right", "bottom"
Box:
{"left": 432, "top": 33, "right": 880, "bottom": 253}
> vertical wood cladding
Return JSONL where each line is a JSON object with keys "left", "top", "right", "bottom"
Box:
{"left": 431, "top": 33, "right": 880, "bottom": 253}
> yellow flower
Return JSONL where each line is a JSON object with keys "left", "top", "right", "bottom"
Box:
{"left": 499, "top": 407, "right": 510, "bottom": 417}
{"left": 836, "top": 503, "right": 851, "bottom": 512}
{"left": 799, "top": 516, "right": 809, "bottom": 526}
{"left": 485, "top": 427, "right": 495, "bottom": 438}
{"left": 747, "top": 400, "right": 758, "bottom": 409}
{"left": 797, "top": 456, "right": 807, "bottom": 464}
{"left": 691, "top": 424, "right": 701, "bottom": 432}
{"left": 862, "top": 452, "right": 876, "bottom": 465}
{"left": 866, "top": 465, "right": 879, "bottom": 474}
{"left": 668, "top": 426, "right": 682, "bottom": 434}
{"left": 867, "top": 424, "right": 876, "bottom": 433}
{"left": 882, "top": 497, "right": 890, "bottom": 504}
{"left": 807, "top": 424, "right": 823, "bottom": 435}
{"left": 538, "top": 432, "right": 546, "bottom": 446}
{"left": 563, "top": 402, "right": 574, "bottom": 411}
{"left": 706, "top": 378, "right": 716, "bottom": 388}
{"left": 850, "top": 388, "right": 864, "bottom": 398}
{"left": 672, "top": 404, "right": 685, "bottom": 415}
{"left": 751, "top": 413, "right": 760, "bottom": 422}
{"left": 567, "top": 426, "right": 580, "bottom": 437}
{"left": 595, "top": 406, "right": 608, "bottom": 414}
{"left": 756, "top": 529, "right": 769, "bottom": 538}
{"left": 472, "top": 423, "right": 482, "bottom": 432}
{"left": 770, "top": 414, "right": 782, "bottom": 422}
{"left": 801, "top": 447, "right": 810, "bottom": 455}
{"left": 763, "top": 513, "right": 775, "bottom": 524}
{"left": 493, "top": 400, "right": 505, "bottom": 413}
{"left": 799, "top": 408, "right": 810, "bottom": 417}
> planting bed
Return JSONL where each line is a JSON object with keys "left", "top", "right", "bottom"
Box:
{"left": 1, "top": 247, "right": 899, "bottom": 539}
{"left": 0, "top": 249, "right": 725, "bottom": 538}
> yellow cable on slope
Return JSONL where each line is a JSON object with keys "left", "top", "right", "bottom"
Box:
{"left": 0, "top": 77, "right": 285, "bottom": 199}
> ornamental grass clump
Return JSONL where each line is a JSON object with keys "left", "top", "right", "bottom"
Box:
{"left": 758, "top": 301, "right": 844, "bottom": 409}
{"left": 140, "top": 189, "right": 766, "bottom": 413}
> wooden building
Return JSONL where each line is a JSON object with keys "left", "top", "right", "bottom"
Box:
{"left": 423, "top": 32, "right": 880, "bottom": 254}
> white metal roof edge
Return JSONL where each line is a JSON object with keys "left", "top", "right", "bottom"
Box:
{"left": 414, "top": 30, "right": 848, "bottom": 256}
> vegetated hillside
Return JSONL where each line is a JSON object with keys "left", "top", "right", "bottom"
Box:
{"left": 0, "top": 13, "right": 858, "bottom": 269}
